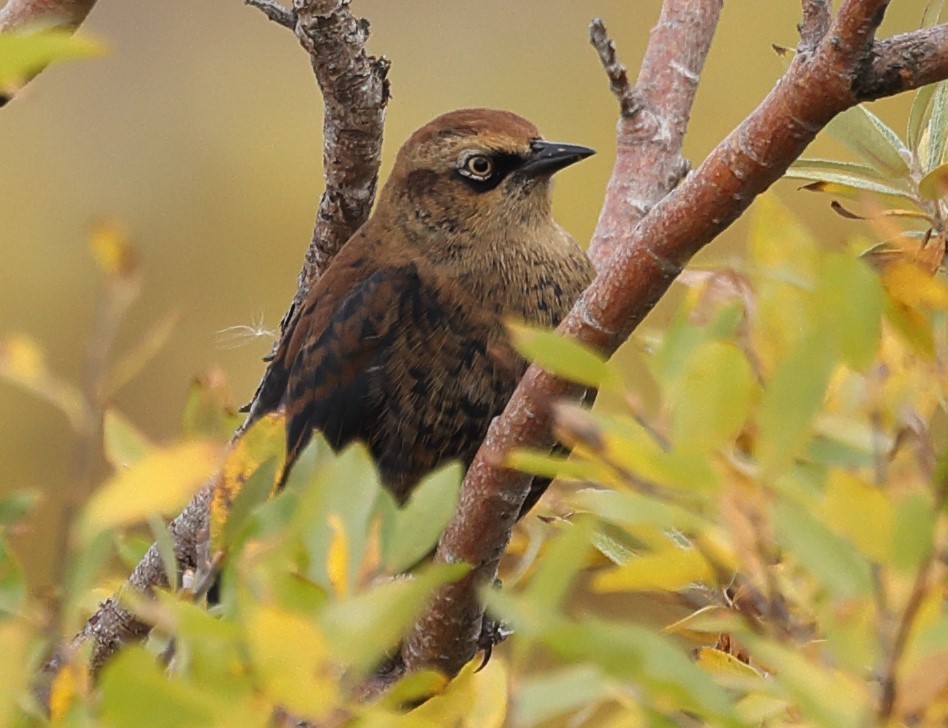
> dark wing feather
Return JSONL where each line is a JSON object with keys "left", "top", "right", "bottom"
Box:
{"left": 281, "top": 263, "right": 425, "bottom": 467}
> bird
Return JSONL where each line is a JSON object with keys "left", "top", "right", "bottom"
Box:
{"left": 244, "top": 108, "right": 595, "bottom": 510}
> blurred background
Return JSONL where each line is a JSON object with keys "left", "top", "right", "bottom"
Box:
{"left": 0, "top": 0, "right": 930, "bottom": 586}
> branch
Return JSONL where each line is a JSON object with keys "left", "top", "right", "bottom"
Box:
{"left": 403, "top": 1, "right": 948, "bottom": 680}
{"left": 37, "top": 0, "right": 389, "bottom": 702}
{"left": 587, "top": 0, "right": 722, "bottom": 272}
{"left": 0, "top": 0, "right": 98, "bottom": 105}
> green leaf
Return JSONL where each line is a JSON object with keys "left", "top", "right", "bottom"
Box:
{"left": 508, "top": 322, "right": 616, "bottom": 389}
{"left": 320, "top": 562, "right": 468, "bottom": 672}
{"left": 522, "top": 517, "right": 593, "bottom": 614}
{"left": 790, "top": 158, "right": 887, "bottom": 180}
{"left": 757, "top": 330, "right": 836, "bottom": 475}
{"left": 921, "top": 0, "right": 945, "bottom": 27}
{"left": 814, "top": 254, "right": 883, "bottom": 370}
{"left": 0, "top": 540, "right": 26, "bottom": 616}
{"left": 927, "top": 82, "right": 948, "bottom": 169}
{"left": 891, "top": 492, "right": 935, "bottom": 571}
{"left": 774, "top": 500, "right": 873, "bottom": 598}
{"left": 785, "top": 170, "right": 915, "bottom": 201}
{"left": 99, "top": 647, "right": 217, "bottom": 728}
{"left": 670, "top": 340, "right": 755, "bottom": 454}
{"left": 0, "top": 490, "right": 38, "bottom": 529}
{"left": 513, "top": 665, "right": 611, "bottom": 727}
{"left": 293, "top": 443, "right": 381, "bottom": 592}
{"left": 918, "top": 162, "right": 948, "bottom": 200}
{"left": 383, "top": 463, "right": 461, "bottom": 572}
{"left": 181, "top": 372, "right": 242, "bottom": 441}
{"left": 824, "top": 104, "right": 911, "bottom": 178}
{"left": 572, "top": 488, "right": 706, "bottom": 534}
{"left": 908, "top": 82, "right": 938, "bottom": 152}
{"left": 544, "top": 620, "right": 737, "bottom": 722}
{"left": 0, "top": 29, "right": 105, "bottom": 93}
{"left": 103, "top": 409, "right": 153, "bottom": 469}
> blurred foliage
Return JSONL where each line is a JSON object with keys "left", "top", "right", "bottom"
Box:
{"left": 2, "top": 5, "right": 948, "bottom": 728}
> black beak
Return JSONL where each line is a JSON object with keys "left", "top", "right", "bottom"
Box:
{"left": 520, "top": 140, "right": 596, "bottom": 178}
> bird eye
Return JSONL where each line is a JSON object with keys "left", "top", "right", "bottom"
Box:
{"left": 459, "top": 154, "right": 494, "bottom": 180}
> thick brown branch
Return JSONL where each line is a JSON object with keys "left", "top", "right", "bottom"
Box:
{"left": 862, "top": 23, "right": 948, "bottom": 99}
{"left": 402, "top": 0, "right": 948, "bottom": 681}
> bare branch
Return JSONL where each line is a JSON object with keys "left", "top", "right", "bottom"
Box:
{"left": 589, "top": 19, "right": 639, "bottom": 117}
{"left": 798, "top": 0, "right": 831, "bottom": 52}
{"left": 245, "top": 0, "right": 295, "bottom": 29}
{"left": 401, "top": 0, "right": 948, "bottom": 682}
{"left": 588, "top": 0, "right": 723, "bottom": 273}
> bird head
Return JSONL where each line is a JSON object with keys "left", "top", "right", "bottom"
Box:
{"left": 379, "top": 108, "right": 594, "bottom": 243}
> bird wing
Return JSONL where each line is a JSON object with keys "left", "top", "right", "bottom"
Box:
{"left": 278, "top": 261, "right": 438, "bottom": 466}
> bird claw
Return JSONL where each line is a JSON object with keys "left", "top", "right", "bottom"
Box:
{"left": 475, "top": 612, "right": 513, "bottom": 672}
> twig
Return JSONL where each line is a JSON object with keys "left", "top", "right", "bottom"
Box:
{"left": 799, "top": 0, "right": 831, "bottom": 53}
{"left": 401, "top": 0, "right": 948, "bottom": 682}
{"left": 245, "top": 0, "right": 295, "bottom": 29}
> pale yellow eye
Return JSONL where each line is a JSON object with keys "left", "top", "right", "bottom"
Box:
{"left": 461, "top": 154, "right": 493, "bottom": 179}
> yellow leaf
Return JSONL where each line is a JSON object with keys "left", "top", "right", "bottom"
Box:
{"left": 244, "top": 604, "right": 338, "bottom": 721}
{"left": 413, "top": 657, "right": 509, "bottom": 728}
{"left": 0, "top": 621, "right": 31, "bottom": 727}
{"left": 820, "top": 470, "right": 893, "bottom": 561}
{"left": 89, "top": 220, "right": 137, "bottom": 277}
{"left": 883, "top": 261, "right": 948, "bottom": 310}
{"left": 326, "top": 514, "right": 349, "bottom": 598}
{"left": 210, "top": 414, "right": 285, "bottom": 547}
{"left": 695, "top": 647, "right": 763, "bottom": 680}
{"left": 80, "top": 440, "right": 220, "bottom": 540}
{"left": 0, "top": 29, "right": 104, "bottom": 94}
{"left": 49, "top": 658, "right": 89, "bottom": 720}
{"left": 593, "top": 543, "right": 713, "bottom": 593}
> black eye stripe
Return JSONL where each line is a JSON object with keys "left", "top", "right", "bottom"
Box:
{"left": 455, "top": 153, "right": 523, "bottom": 193}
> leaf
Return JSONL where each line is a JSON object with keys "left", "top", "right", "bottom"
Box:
{"left": 594, "top": 542, "right": 714, "bottom": 593}
{"left": 774, "top": 500, "right": 873, "bottom": 598}
{"left": 908, "top": 82, "right": 938, "bottom": 152}
{"left": 181, "top": 369, "right": 242, "bottom": 441}
{"left": 786, "top": 171, "right": 914, "bottom": 200}
{"left": 820, "top": 471, "right": 892, "bottom": 562}
{"left": 814, "top": 253, "right": 883, "bottom": 370}
{"left": 99, "top": 647, "right": 217, "bottom": 728}
{"left": 383, "top": 463, "right": 461, "bottom": 573}
{"left": 89, "top": 220, "right": 137, "bottom": 278}
{"left": 508, "top": 322, "right": 617, "bottom": 389}
{"left": 921, "top": 0, "right": 945, "bottom": 28}
{"left": 695, "top": 647, "right": 763, "bottom": 683}
{"left": 0, "top": 540, "right": 26, "bottom": 616}
{"left": 824, "top": 104, "right": 911, "bottom": 178}
{"left": 103, "top": 409, "right": 153, "bottom": 469}
{"left": 0, "top": 489, "right": 39, "bottom": 528}
{"left": 883, "top": 261, "right": 948, "bottom": 310}
{"left": 918, "top": 162, "right": 948, "bottom": 200}
{"left": 512, "top": 665, "right": 611, "bottom": 727}
{"left": 105, "top": 312, "right": 180, "bottom": 398}
{"left": 217, "top": 458, "right": 279, "bottom": 552}
{"left": 757, "top": 330, "right": 836, "bottom": 475}
{"left": 210, "top": 414, "right": 284, "bottom": 547}
{"left": 320, "top": 562, "right": 468, "bottom": 673}
{"left": 669, "top": 340, "right": 755, "bottom": 455}
{"left": 242, "top": 604, "right": 338, "bottom": 721}
{"left": 927, "top": 82, "right": 948, "bottom": 169}
{"left": 891, "top": 491, "right": 936, "bottom": 571}
{"left": 746, "top": 638, "right": 872, "bottom": 728}
{"left": 790, "top": 157, "right": 887, "bottom": 180}
{"left": 412, "top": 658, "right": 509, "bottom": 728}
{"left": 0, "top": 620, "right": 31, "bottom": 727}
{"left": 80, "top": 440, "right": 220, "bottom": 541}
{"left": 0, "top": 29, "right": 104, "bottom": 95}
{"left": 0, "top": 333, "right": 92, "bottom": 433}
